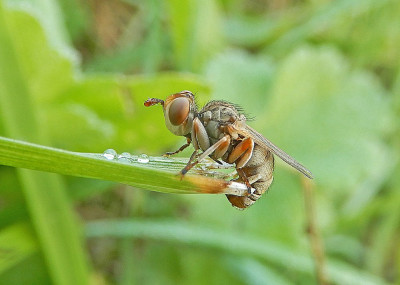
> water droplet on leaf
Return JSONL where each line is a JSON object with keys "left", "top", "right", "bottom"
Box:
{"left": 137, "top": 154, "right": 150, "bottom": 163}
{"left": 103, "top": 149, "right": 117, "bottom": 160}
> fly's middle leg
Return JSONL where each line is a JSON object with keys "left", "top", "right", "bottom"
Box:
{"left": 181, "top": 135, "right": 230, "bottom": 175}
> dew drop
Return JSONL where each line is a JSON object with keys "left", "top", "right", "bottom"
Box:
{"left": 118, "top": 152, "right": 131, "bottom": 159}
{"left": 119, "top": 157, "right": 131, "bottom": 163}
{"left": 120, "top": 152, "right": 132, "bottom": 158}
{"left": 117, "top": 152, "right": 131, "bottom": 163}
{"left": 103, "top": 149, "right": 117, "bottom": 160}
{"left": 137, "top": 154, "right": 150, "bottom": 163}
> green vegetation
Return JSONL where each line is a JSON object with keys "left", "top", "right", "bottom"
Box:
{"left": 0, "top": 0, "right": 399, "bottom": 284}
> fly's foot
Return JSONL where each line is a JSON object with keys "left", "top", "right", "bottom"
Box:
{"left": 245, "top": 183, "right": 255, "bottom": 195}
{"left": 178, "top": 171, "right": 185, "bottom": 180}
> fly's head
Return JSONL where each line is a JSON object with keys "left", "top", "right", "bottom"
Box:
{"left": 144, "top": 90, "right": 197, "bottom": 137}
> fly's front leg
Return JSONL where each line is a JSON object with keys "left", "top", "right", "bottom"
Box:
{"left": 164, "top": 137, "right": 191, "bottom": 157}
{"left": 180, "top": 117, "right": 210, "bottom": 176}
{"left": 191, "top": 117, "right": 210, "bottom": 151}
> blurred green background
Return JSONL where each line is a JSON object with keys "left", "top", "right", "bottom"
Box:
{"left": 0, "top": 0, "right": 399, "bottom": 284}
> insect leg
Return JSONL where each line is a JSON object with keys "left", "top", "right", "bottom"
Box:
{"left": 213, "top": 135, "right": 230, "bottom": 159}
{"left": 236, "top": 168, "right": 254, "bottom": 194}
{"left": 164, "top": 138, "right": 191, "bottom": 156}
{"left": 247, "top": 173, "right": 263, "bottom": 184}
{"left": 191, "top": 117, "right": 210, "bottom": 151}
{"left": 187, "top": 148, "right": 199, "bottom": 164}
{"left": 227, "top": 137, "right": 254, "bottom": 168}
{"left": 181, "top": 135, "right": 230, "bottom": 175}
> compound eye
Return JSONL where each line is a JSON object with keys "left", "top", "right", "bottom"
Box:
{"left": 168, "top": 97, "right": 190, "bottom": 126}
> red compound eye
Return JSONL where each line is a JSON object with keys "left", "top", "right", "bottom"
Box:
{"left": 168, "top": 97, "right": 190, "bottom": 126}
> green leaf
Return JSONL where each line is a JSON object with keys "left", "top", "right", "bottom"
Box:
{"left": 6, "top": 0, "right": 211, "bottom": 155}
{"left": 0, "top": 224, "right": 37, "bottom": 275}
{"left": 258, "top": 46, "right": 393, "bottom": 205}
{"left": 0, "top": 252, "right": 51, "bottom": 285}
{"left": 224, "top": 257, "right": 292, "bottom": 285}
{"left": 264, "top": 0, "right": 393, "bottom": 57}
{"left": 47, "top": 73, "right": 210, "bottom": 153}
{"left": 224, "top": 16, "right": 277, "bottom": 48}
{"left": 0, "top": 136, "right": 249, "bottom": 196}
{"left": 0, "top": 5, "right": 89, "bottom": 285}
{"left": 5, "top": 0, "right": 78, "bottom": 63}
{"left": 205, "top": 50, "right": 275, "bottom": 115}
{"left": 4, "top": 2, "right": 76, "bottom": 102}
{"left": 166, "top": 0, "right": 223, "bottom": 71}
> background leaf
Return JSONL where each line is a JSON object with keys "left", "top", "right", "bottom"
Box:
{"left": 0, "top": 0, "right": 399, "bottom": 284}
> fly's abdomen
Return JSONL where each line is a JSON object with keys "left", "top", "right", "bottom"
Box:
{"left": 226, "top": 145, "right": 274, "bottom": 209}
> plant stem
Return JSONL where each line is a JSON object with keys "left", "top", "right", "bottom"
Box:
{"left": 301, "top": 177, "right": 329, "bottom": 285}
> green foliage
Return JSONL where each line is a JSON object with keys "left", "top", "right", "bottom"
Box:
{"left": 0, "top": 0, "right": 399, "bottom": 284}
{"left": 0, "top": 3, "right": 89, "bottom": 285}
{"left": 85, "top": 219, "right": 386, "bottom": 285}
{"left": 0, "top": 136, "right": 240, "bottom": 195}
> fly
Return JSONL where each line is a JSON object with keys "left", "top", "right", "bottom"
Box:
{"left": 144, "top": 90, "right": 313, "bottom": 209}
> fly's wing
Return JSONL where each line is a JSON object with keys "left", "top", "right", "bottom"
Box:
{"left": 241, "top": 125, "right": 313, "bottom": 179}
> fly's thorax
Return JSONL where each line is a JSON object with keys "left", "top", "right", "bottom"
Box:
{"left": 200, "top": 100, "right": 243, "bottom": 123}
{"left": 199, "top": 100, "right": 244, "bottom": 143}
{"left": 204, "top": 121, "right": 221, "bottom": 140}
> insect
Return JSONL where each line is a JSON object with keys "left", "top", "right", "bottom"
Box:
{"left": 144, "top": 90, "right": 313, "bottom": 209}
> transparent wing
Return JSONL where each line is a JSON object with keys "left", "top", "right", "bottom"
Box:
{"left": 242, "top": 125, "right": 313, "bottom": 179}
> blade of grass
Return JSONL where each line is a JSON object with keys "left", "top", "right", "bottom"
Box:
{"left": 85, "top": 219, "right": 388, "bottom": 285}
{"left": 0, "top": 4, "right": 89, "bottom": 285}
{"left": 0, "top": 223, "right": 38, "bottom": 275}
{"left": 0, "top": 136, "right": 248, "bottom": 195}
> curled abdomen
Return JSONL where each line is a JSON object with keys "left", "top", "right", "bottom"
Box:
{"left": 226, "top": 145, "right": 274, "bottom": 209}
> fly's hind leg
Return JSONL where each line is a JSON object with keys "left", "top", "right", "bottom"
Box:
{"left": 236, "top": 168, "right": 252, "bottom": 194}
{"left": 227, "top": 137, "right": 254, "bottom": 168}
{"left": 236, "top": 169, "right": 262, "bottom": 195}
{"left": 227, "top": 137, "right": 255, "bottom": 194}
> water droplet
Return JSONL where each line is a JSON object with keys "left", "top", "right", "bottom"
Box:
{"left": 120, "top": 152, "right": 132, "bottom": 158}
{"left": 137, "top": 154, "right": 149, "bottom": 163}
{"left": 103, "top": 149, "right": 117, "bottom": 160}
{"left": 118, "top": 157, "right": 131, "bottom": 163}
{"left": 117, "top": 152, "right": 134, "bottom": 163}
{"left": 118, "top": 152, "right": 131, "bottom": 160}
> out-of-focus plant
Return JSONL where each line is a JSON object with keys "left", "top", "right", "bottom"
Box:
{"left": 0, "top": 0, "right": 399, "bottom": 284}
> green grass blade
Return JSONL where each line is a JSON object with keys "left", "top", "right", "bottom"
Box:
{"left": 0, "top": 3, "right": 89, "bottom": 284}
{"left": 85, "top": 220, "right": 388, "bottom": 285}
{"left": 0, "top": 136, "right": 247, "bottom": 195}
